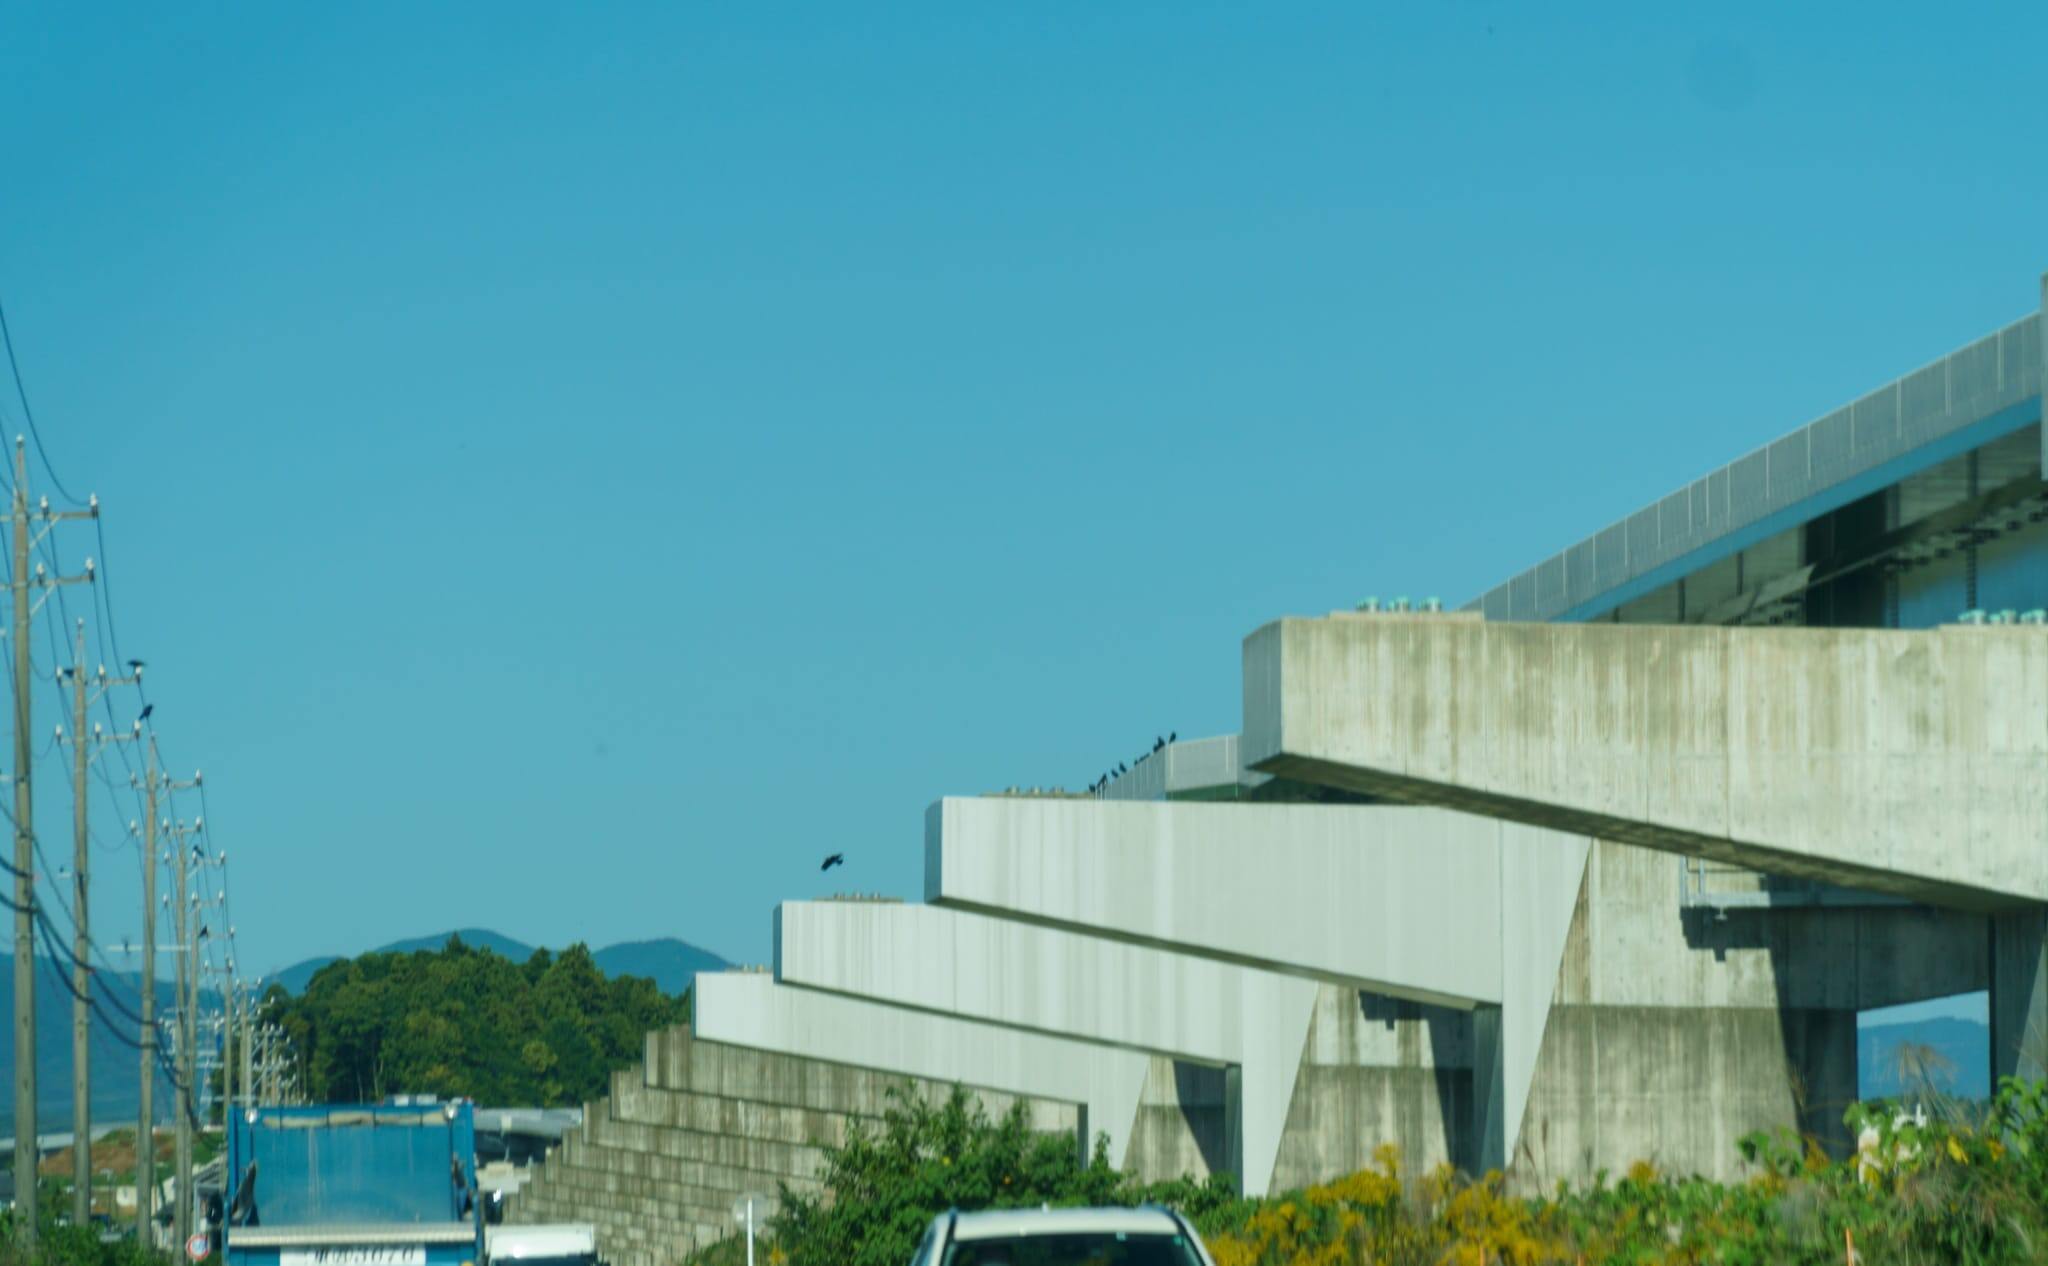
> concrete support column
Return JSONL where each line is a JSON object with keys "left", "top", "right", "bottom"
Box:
{"left": 1992, "top": 908, "right": 2048, "bottom": 1084}
{"left": 1471, "top": 1006, "right": 1504, "bottom": 1173}
{"left": 1222, "top": 1066, "right": 1243, "bottom": 1185}
{"left": 1781, "top": 1008, "right": 1859, "bottom": 1156}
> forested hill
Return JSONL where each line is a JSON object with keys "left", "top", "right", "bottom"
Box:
{"left": 266, "top": 936, "right": 690, "bottom": 1107}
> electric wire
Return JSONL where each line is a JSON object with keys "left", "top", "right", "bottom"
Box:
{"left": 0, "top": 292, "right": 84, "bottom": 507}
{"left": 0, "top": 302, "right": 238, "bottom": 1126}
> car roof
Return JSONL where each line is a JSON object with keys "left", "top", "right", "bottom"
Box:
{"left": 949, "top": 1207, "right": 1186, "bottom": 1240}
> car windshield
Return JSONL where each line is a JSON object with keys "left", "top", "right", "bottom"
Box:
{"left": 943, "top": 1232, "right": 1205, "bottom": 1266}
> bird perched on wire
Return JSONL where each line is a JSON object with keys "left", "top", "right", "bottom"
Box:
{"left": 821, "top": 853, "right": 845, "bottom": 872}
{"left": 127, "top": 659, "right": 145, "bottom": 670}
{"left": 138, "top": 703, "right": 154, "bottom": 723}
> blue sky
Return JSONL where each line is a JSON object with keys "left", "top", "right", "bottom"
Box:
{"left": 0, "top": 4, "right": 2041, "bottom": 1013}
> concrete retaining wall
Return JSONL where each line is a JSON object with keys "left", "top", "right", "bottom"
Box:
{"left": 507, "top": 1026, "right": 1083, "bottom": 1266}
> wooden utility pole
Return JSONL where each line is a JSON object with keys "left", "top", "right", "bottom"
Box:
{"left": 170, "top": 817, "right": 195, "bottom": 1250}
{"left": 11, "top": 438, "right": 35, "bottom": 1243}
{"left": 136, "top": 748, "right": 158, "bottom": 1245}
{"left": 223, "top": 980, "right": 234, "bottom": 1126}
{"left": 61, "top": 626, "right": 137, "bottom": 1227}
{"left": 9, "top": 440, "right": 94, "bottom": 1243}
{"left": 240, "top": 988, "right": 254, "bottom": 1110}
{"left": 67, "top": 622, "right": 88, "bottom": 1226}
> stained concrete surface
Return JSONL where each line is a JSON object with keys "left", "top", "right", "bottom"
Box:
{"left": 1243, "top": 614, "right": 2048, "bottom": 908}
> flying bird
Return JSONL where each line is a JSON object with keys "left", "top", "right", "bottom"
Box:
{"left": 138, "top": 703, "right": 153, "bottom": 723}
{"left": 821, "top": 853, "right": 845, "bottom": 872}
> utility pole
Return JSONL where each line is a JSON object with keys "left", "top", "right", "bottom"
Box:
{"left": 60, "top": 628, "right": 138, "bottom": 1227}
{"left": 67, "top": 622, "right": 87, "bottom": 1226}
{"left": 222, "top": 976, "right": 234, "bottom": 1126}
{"left": 136, "top": 751, "right": 158, "bottom": 1246}
{"left": 11, "top": 438, "right": 32, "bottom": 1241}
{"left": 9, "top": 439, "right": 95, "bottom": 1243}
{"left": 168, "top": 813, "right": 201, "bottom": 1251}
{"left": 240, "top": 986, "right": 253, "bottom": 1112}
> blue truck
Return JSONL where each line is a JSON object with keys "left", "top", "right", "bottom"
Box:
{"left": 222, "top": 1100, "right": 485, "bottom": 1266}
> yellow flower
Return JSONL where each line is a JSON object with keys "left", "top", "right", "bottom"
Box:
{"left": 1946, "top": 1137, "right": 1968, "bottom": 1165}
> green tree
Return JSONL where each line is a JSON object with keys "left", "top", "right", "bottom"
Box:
{"left": 267, "top": 936, "right": 689, "bottom": 1106}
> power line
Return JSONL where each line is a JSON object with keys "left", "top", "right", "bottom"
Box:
{"left": 0, "top": 293, "right": 83, "bottom": 507}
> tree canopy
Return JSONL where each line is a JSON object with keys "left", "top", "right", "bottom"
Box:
{"left": 266, "top": 935, "right": 689, "bottom": 1106}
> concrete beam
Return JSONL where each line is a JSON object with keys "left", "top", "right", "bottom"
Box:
{"left": 925, "top": 796, "right": 1588, "bottom": 1009}
{"left": 773, "top": 900, "right": 1318, "bottom": 1195}
{"left": 922, "top": 795, "right": 1589, "bottom": 1169}
{"left": 693, "top": 971, "right": 1151, "bottom": 1170}
{"left": 1242, "top": 614, "right": 2048, "bottom": 908}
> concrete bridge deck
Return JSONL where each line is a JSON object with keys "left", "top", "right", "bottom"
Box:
{"left": 772, "top": 899, "right": 1318, "bottom": 1194}
{"left": 693, "top": 970, "right": 1151, "bottom": 1169}
{"left": 1242, "top": 612, "right": 2048, "bottom": 909}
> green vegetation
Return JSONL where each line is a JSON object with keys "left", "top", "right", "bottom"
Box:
{"left": 758, "top": 1089, "right": 1241, "bottom": 1266}
{"left": 0, "top": 1210, "right": 171, "bottom": 1266}
{"left": 690, "top": 1076, "right": 2048, "bottom": 1266}
{"left": 266, "top": 935, "right": 689, "bottom": 1106}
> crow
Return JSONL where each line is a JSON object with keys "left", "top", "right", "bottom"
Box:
{"left": 821, "top": 853, "right": 845, "bottom": 872}
{"left": 1154, "top": 736, "right": 1164, "bottom": 752}
{"left": 138, "top": 703, "right": 154, "bottom": 723}
{"left": 1168, "top": 731, "right": 1176, "bottom": 743}
{"left": 1117, "top": 762, "right": 1126, "bottom": 775}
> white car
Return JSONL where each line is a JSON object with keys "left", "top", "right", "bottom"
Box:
{"left": 908, "top": 1206, "right": 1217, "bottom": 1266}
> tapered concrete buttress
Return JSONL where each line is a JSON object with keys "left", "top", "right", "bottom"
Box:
{"left": 1242, "top": 615, "right": 2048, "bottom": 908}
{"left": 773, "top": 900, "right": 1318, "bottom": 1195}
{"left": 922, "top": 796, "right": 1590, "bottom": 1170}
{"left": 693, "top": 971, "right": 1151, "bottom": 1168}
{"left": 1993, "top": 909, "right": 2048, "bottom": 1082}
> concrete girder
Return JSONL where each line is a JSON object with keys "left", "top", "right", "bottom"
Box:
{"left": 772, "top": 900, "right": 1319, "bottom": 1195}
{"left": 692, "top": 971, "right": 1152, "bottom": 1171}
{"left": 921, "top": 795, "right": 1589, "bottom": 1170}
{"left": 1242, "top": 614, "right": 2048, "bottom": 909}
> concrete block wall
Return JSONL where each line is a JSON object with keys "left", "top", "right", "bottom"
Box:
{"left": 508, "top": 1025, "right": 1087, "bottom": 1266}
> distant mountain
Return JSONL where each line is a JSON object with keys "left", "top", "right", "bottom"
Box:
{"left": 591, "top": 939, "right": 734, "bottom": 997}
{"left": 376, "top": 928, "right": 537, "bottom": 961}
{"left": 0, "top": 954, "right": 197, "bottom": 1133}
{"left": 269, "top": 930, "right": 729, "bottom": 998}
{"left": 1859, "top": 1017, "right": 1990, "bottom": 1101}
{"left": 270, "top": 929, "right": 537, "bottom": 995}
